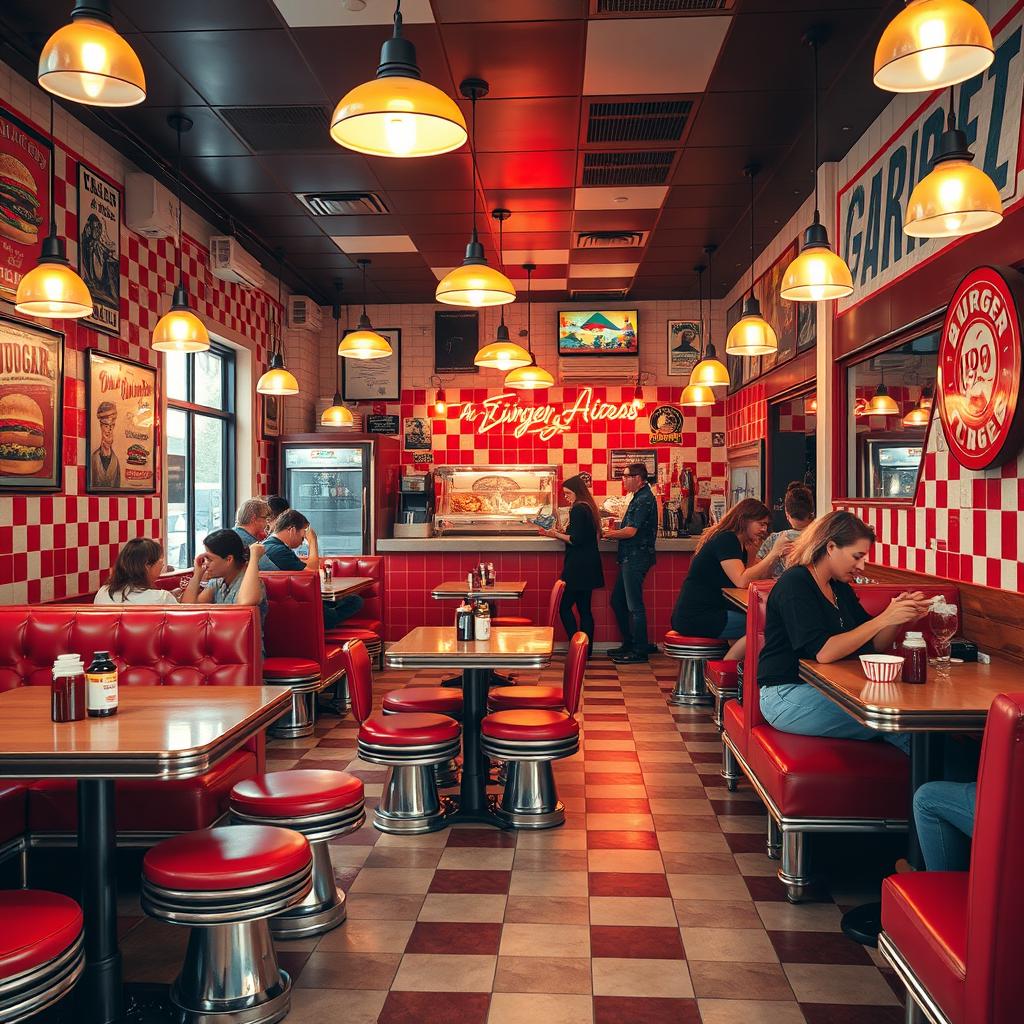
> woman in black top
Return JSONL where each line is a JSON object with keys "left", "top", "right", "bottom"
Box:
{"left": 758, "top": 511, "right": 930, "bottom": 752}
{"left": 539, "top": 474, "right": 604, "bottom": 656}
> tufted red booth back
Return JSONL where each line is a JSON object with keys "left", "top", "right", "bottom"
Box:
{"left": 261, "top": 571, "right": 326, "bottom": 666}
{"left": 0, "top": 605, "right": 261, "bottom": 692}
{"left": 322, "top": 555, "right": 383, "bottom": 625}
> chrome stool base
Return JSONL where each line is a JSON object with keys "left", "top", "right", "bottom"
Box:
{"left": 374, "top": 764, "right": 448, "bottom": 834}
{"left": 269, "top": 843, "right": 346, "bottom": 939}
{"left": 491, "top": 757, "right": 569, "bottom": 830}
{"left": 668, "top": 660, "right": 715, "bottom": 706}
{"left": 267, "top": 682, "right": 320, "bottom": 740}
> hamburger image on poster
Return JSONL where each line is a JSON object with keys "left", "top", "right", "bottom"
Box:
{"left": 0, "top": 393, "right": 46, "bottom": 474}
{"left": 0, "top": 153, "right": 42, "bottom": 246}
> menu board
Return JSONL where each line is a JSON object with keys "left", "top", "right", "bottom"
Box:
{"left": 609, "top": 448, "right": 658, "bottom": 481}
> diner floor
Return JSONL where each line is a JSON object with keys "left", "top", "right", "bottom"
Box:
{"left": 114, "top": 654, "right": 907, "bottom": 1024}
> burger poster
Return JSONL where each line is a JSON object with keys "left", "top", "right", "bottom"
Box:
{"left": 0, "top": 314, "right": 63, "bottom": 491}
{"left": 77, "top": 162, "right": 121, "bottom": 337}
{"left": 85, "top": 350, "right": 157, "bottom": 494}
{"left": 0, "top": 105, "right": 51, "bottom": 300}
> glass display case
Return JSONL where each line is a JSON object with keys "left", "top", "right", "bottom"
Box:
{"left": 434, "top": 465, "right": 557, "bottom": 535}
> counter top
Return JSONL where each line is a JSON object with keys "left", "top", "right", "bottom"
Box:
{"left": 376, "top": 536, "right": 699, "bottom": 553}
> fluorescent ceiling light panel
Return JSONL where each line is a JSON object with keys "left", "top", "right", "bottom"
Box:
{"left": 501, "top": 249, "right": 570, "bottom": 264}
{"left": 332, "top": 235, "right": 418, "bottom": 254}
{"left": 570, "top": 263, "right": 640, "bottom": 278}
{"left": 574, "top": 187, "right": 668, "bottom": 211}
{"left": 272, "top": 0, "right": 434, "bottom": 27}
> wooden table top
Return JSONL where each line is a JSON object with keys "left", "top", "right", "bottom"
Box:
{"left": 431, "top": 581, "right": 528, "bottom": 600}
{"left": 323, "top": 576, "right": 374, "bottom": 598}
{"left": 385, "top": 626, "right": 553, "bottom": 669}
{"left": 723, "top": 587, "right": 748, "bottom": 610}
{"left": 799, "top": 656, "right": 1020, "bottom": 732}
{"left": 0, "top": 686, "right": 291, "bottom": 780}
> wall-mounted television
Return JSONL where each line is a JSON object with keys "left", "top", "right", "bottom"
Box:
{"left": 557, "top": 310, "right": 638, "bottom": 356}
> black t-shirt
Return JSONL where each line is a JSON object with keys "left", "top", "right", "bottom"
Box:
{"left": 757, "top": 565, "right": 873, "bottom": 687}
{"left": 672, "top": 530, "right": 746, "bottom": 637}
{"left": 561, "top": 503, "right": 604, "bottom": 591}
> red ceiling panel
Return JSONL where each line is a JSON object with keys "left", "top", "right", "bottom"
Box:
{"left": 467, "top": 97, "right": 582, "bottom": 153}
{"left": 571, "top": 210, "right": 659, "bottom": 233}
{"left": 476, "top": 151, "right": 577, "bottom": 192}
{"left": 385, "top": 191, "right": 475, "bottom": 215}
{"left": 500, "top": 232, "right": 572, "bottom": 251}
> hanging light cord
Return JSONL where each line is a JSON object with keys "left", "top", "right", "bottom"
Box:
{"left": 526, "top": 264, "right": 532, "bottom": 352}
{"left": 705, "top": 251, "right": 714, "bottom": 353}
{"left": 276, "top": 255, "right": 284, "bottom": 359}
{"left": 748, "top": 168, "right": 756, "bottom": 300}
{"left": 947, "top": 84, "right": 956, "bottom": 132}
{"left": 696, "top": 267, "right": 705, "bottom": 362}
{"left": 497, "top": 212, "right": 506, "bottom": 328}
{"left": 812, "top": 36, "right": 820, "bottom": 222}
{"left": 47, "top": 98, "right": 56, "bottom": 241}
{"left": 175, "top": 119, "right": 184, "bottom": 289}
{"left": 469, "top": 92, "right": 479, "bottom": 246}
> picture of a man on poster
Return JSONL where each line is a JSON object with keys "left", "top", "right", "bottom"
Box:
{"left": 90, "top": 400, "right": 121, "bottom": 488}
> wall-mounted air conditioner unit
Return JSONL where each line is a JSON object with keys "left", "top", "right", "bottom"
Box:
{"left": 558, "top": 356, "right": 639, "bottom": 385}
{"left": 209, "top": 236, "right": 265, "bottom": 290}
{"left": 288, "top": 295, "right": 323, "bottom": 333}
{"left": 125, "top": 172, "right": 177, "bottom": 238}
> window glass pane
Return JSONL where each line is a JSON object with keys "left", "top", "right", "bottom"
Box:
{"left": 165, "top": 351, "right": 188, "bottom": 403}
{"left": 194, "top": 350, "right": 224, "bottom": 410}
{"left": 166, "top": 408, "right": 190, "bottom": 569}
{"left": 846, "top": 332, "right": 939, "bottom": 499}
{"left": 193, "top": 414, "right": 225, "bottom": 556}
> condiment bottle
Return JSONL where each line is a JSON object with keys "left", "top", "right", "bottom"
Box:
{"left": 901, "top": 631, "right": 928, "bottom": 685}
{"left": 456, "top": 600, "right": 474, "bottom": 641}
{"left": 51, "top": 654, "right": 86, "bottom": 723}
{"left": 86, "top": 651, "right": 119, "bottom": 717}
{"left": 474, "top": 600, "right": 491, "bottom": 640}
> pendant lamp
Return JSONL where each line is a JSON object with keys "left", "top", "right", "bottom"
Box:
{"left": 781, "top": 31, "right": 854, "bottom": 303}
{"left": 257, "top": 252, "right": 299, "bottom": 396}
{"left": 690, "top": 246, "right": 730, "bottom": 389}
{"left": 15, "top": 97, "right": 92, "bottom": 319}
{"left": 504, "top": 262, "right": 554, "bottom": 390}
{"left": 902, "top": 383, "right": 934, "bottom": 426}
{"left": 152, "top": 115, "right": 209, "bottom": 353}
{"left": 904, "top": 87, "right": 1002, "bottom": 238}
{"left": 726, "top": 164, "right": 778, "bottom": 356}
{"left": 475, "top": 210, "right": 531, "bottom": 371}
{"left": 430, "top": 375, "right": 448, "bottom": 415}
{"left": 681, "top": 264, "right": 720, "bottom": 407}
{"left": 867, "top": 365, "right": 899, "bottom": 416}
{"left": 874, "top": 0, "right": 994, "bottom": 93}
{"left": 807, "top": 396, "right": 818, "bottom": 414}
{"left": 339, "top": 259, "right": 392, "bottom": 359}
{"left": 321, "top": 285, "right": 354, "bottom": 427}
{"left": 436, "top": 80, "right": 516, "bottom": 307}
{"left": 38, "top": 0, "right": 145, "bottom": 107}
{"left": 330, "top": 0, "right": 466, "bottom": 158}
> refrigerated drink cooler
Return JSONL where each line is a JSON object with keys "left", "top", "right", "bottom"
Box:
{"left": 860, "top": 439, "right": 924, "bottom": 500}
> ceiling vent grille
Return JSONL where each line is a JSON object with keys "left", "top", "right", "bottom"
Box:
{"left": 592, "top": 0, "right": 731, "bottom": 13}
{"left": 586, "top": 100, "right": 691, "bottom": 144}
{"left": 219, "top": 105, "right": 330, "bottom": 152}
{"left": 581, "top": 151, "right": 674, "bottom": 187}
{"left": 569, "top": 288, "right": 631, "bottom": 299}
{"left": 296, "top": 192, "right": 390, "bottom": 216}
{"left": 575, "top": 230, "right": 649, "bottom": 249}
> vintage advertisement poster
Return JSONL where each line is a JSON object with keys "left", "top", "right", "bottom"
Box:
{"left": 85, "top": 350, "right": 157, "bottom": 494}
{"left": 0, "top": 105, "right": 51, "bottom": 301}
{"left": 261, "top": 394, "right": 280, "bottom": 439}
{"left": 667, "top": 319, "right": 701, "bottom": 378}
{"left": 403, "top": 416, "right": 432, "bottom": 451}
{"left": 0, "top": 314, "right": 63, "bottom": 491}
{"left": 77, "top": 162, "right": 121, "bottom": 337}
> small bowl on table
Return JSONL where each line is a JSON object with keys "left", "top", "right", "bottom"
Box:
{"left": 859, "top": 654, "right": 904, "bottom": 683}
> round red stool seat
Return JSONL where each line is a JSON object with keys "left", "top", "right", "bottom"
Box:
{"left": 143, "top": 825, "right": 310, "bottom": 892}
{"left": 663, "top": 631, "right": 727, "bottom": 647}
{"left": 324, "top": 627, "right": 379, "bottom": 642}
{"left": 382, "top": 688, "right": 463, "bottom": 716}
{"left": 0, "top": 890, "right": 82, "bottom": 980}
{"left": 231, "top": 771, "right": 364, "bottom": 818}
{"left": 482, "top": 709, "right": 579, "bottom": 742}
{"left": 488, "top": 685, "right": 562, "bottom": 711}
{"left": 491, "top": 615, "right": 533, "bottom": 627}
{"left": 263, "top": 657, "right": 321, "bottom": 680}
{"left": 359, "top": 713, "right": 460, "bottom": 747}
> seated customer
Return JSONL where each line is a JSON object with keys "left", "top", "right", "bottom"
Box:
{"left": 757, "top": 511, "right": 930, "bottom": 753}
{"left": 758, "top": 482, "right": 815, "bottom": 578}
{"left": 266, "top": 495, "right": 290, "bottom": 518}
{"left": 913, "top": 780, "right": 976, "bottom": 871}
{"left": 95, "top": 538, "right": 178, "bottom": 604}
{"left": 258, "top": 509, "right": 364, "bottom": 629}
{"left": 233, "top": 497, "right": 274, "bottom": 548}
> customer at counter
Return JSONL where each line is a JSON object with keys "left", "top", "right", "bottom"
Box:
{"left": 539, "top": 473, "right": 604, "bottom": 657}
{"left": 180, "top": 531, "right": 269, "bottom": 639}
{"left": 604, "top": 463, "right": 658, "bottom": 664}
{"left": 233, "top": 498, "right": 274, "bottom": 548}
{"left": 757, "top": 482, "right": 815, "bottom": 578}
{"left": 95, "top": 538, "right": 178, "bottom": 605}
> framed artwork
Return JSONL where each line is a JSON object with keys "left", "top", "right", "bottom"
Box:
{"left": 261, "top": 394, "right": 280, "bottom": 440}
{"left": 0, "top": 314, "right": 63, "bottom": 492}
{"left": 667, "top": 319, "right": 700, "bottom": 378}
{"left": 77, "top": 162, "right": 121, "bottom": 337}
{"left": 435, "top": 310, "right": 479, "bottom": 373}
{"left": 797, "top": 302, "right": 817, "bottom": 353}
{"left": 558, "top": 310, "right": 638, "bottom": 356}
{"left": 85, "top": 349, "right": 157, "bottom": 494}
{"left": 342, "top": 327, "right": 400, "bottom": 401}
{"left": 756, "top": 240, "right": 799, "bottom": 373}
{"left": 404, "top": 416, "right": 432, "bottom": 451}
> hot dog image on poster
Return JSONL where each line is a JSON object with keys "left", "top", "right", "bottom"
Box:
{"left": 77, "top": 163, "right": 121, "bottom": 336}
{"left": 86, "top": 350, "right": 157, "bottom": 494}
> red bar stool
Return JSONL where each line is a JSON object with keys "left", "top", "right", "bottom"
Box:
{"left": 141, "top": 825, "right": 312, "bottom": 1024}
{"left": 704, "top": 659, "right": 740, "bottom": 729}
{"left": 487, "top": 628, "right": 584, "bottom": 712}
{"left": 229, "top": 770, "right": 366, "bottom": 938}
{"left": 492, "top": 578, "right": 566, "bottom": 628}
{"left": 262, "top": 656, "right": 322, "bottom": 740}
{"left": 479, "top": 632, "right": 587, "bottom": 829}
{"left": 341, "top": 639, "right": 461, "bottom": 834}
{"left": 663, "top": 632, "right": 729, "bottom": 707}
{"left": 382, "top": 686, "right": 463, "bottom": 788}
{"left": 0, "top": 890, "right": 84, "bottom": 1023}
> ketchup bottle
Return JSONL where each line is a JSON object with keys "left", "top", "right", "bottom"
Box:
{"left": 901, "top": 631, "right": 928, "bottom": 684}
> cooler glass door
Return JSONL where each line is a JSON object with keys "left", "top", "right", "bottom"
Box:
{"left": 283, "top": 446, "right": 370, "bottom": 554}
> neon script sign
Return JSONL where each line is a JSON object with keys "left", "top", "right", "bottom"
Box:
{"left": 457, "top": 387, "right": 640, "bottom": 440}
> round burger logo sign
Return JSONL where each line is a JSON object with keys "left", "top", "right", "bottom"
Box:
{"left": 938, "top": 266, "right": 1024, "bottom": 471}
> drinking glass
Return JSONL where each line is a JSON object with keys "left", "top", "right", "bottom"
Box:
{"left": 928, "top": 603, "right": 959, "bottom": 677}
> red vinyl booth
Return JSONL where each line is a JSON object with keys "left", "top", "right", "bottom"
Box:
{"left": 0, "top": 605, "right": 263, "bottom": 844}
{"left": 722, "top": 582, "right": 960, "bottom": 901}
{"left": 320, "top": 556, "right": 384, "bottom": 636}
{"left": 880, "top": 691, "right": 1024, "bottom": 1024}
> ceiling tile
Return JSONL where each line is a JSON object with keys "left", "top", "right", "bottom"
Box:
{"left": 223, "top": 193, "right": 309, "bottom": 218}
{"left": 574, "top": 186, "right": 668, "bottom": 211}
{"left": 673, "top": 146, "right": 787, "bottom": 186}
{"left": 331, "top": 235, "right": 418, "bottom": 254}
{"left": 255, "top": 153, "right": 380, "bottom": 192}
{"left": 477, "top": 151, "right": 577, "bottom": 191}
{"left": 686, "top": 90, "right": 811, "bottom": 149}
{"left": 259, "top": 233, "right": 340, "bottom": 253}
{"left": 502, "top": 249, "right": 570, "bottom": 265}
{"left": 385, "top": 191, "right": 474, "bottom": 215}
{"left": 272, "top": 0, "right": 434, "bottom": 26}
{"left": 501, "top": 232, "right": 572, "bottom": 251}
{"left": 434, "top": 0, "right": 585, "bottom": 21}
{"left": 571, "top": 247, "right": 645, "bottom": 266}
{"left": 657, "top": 205, "right": 747, "bottom": 231}
{"left": 371, "top": 153, "right": 473, "bottom": 191}
{"left": 115, "top": 0, "right": 282, "bottom": 31}
{"left": 488, "top": 189, "right": 574, "bottom": 213}
{"left": 526, "top": 278, "right": 568, "bottom": 290}
{"left": 469, "top": 98, "right": 581, "bottom": 153}
{"left": 572, "top": 210, "right": 658, "bottom": 232}
{"left": 117, "top": 34, "right": 206, "bottom": 107}
{"left": 570, "top": 263, "right": 639, "bottom": 278}
{"left": 665, "top": 184, "right": 749, "bottom": 208}
{"left": 186, "top": 156, "right": 280, "bottom": 194}
{"left": 114, "top": 105, "right": 249, "bottom": 158}
{"left": 492, "top": 210, "right": 572, "bottom": 233}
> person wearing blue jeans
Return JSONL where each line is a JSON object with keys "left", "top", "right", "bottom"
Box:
{"left": 913, "top": 781, "right": 976, "bottom": 871}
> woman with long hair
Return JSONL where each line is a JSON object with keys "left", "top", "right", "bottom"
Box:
{"left": 95, "top": 538, "right": 177, "bottom": 604}
{"left": 539, "top": 473, "right": 604, "bottom": 656}
{"left": 757, "top": 482, "right": 815, "bottom": 578}
{"left": 758, "top": 510, "right": 930, "bottom": 751}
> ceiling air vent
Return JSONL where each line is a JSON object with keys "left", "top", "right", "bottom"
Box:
{"left": 296, "top": 192, "right": 390, "bottom": 216}
{"left": 581, "top": 151, "right": 674, "bottom": 187}
{"left": 576, "top": 230, "right": 649, "bottom": 249}
{"left": 219, "top": 105, "right": 330, "bottom": 153}
{"left": 570, "top": 288, "right": 631, "bottom": 299}
{"left": 591, "top": 0, "right": 732, "bottom": 14}
{"left": 586, "top": 100, "right": 692, "bottom": 145}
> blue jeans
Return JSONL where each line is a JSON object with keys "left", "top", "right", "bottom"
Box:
{"left": 913, "top": 781, "right": 976, "bottom": 871}
{"left": 760, "top": 683, "right": 910, "bottom": 754}
{"left": 610, "top": 556, "right": 652, "bottom": 650}
{"left": 718, "top": 608, "right": 746, "bottom": 640}
{"left": 323, "top": 594, "right": 364, "bottom": 630}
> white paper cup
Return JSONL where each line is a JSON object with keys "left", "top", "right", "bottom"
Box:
{"left": 859, "top": 654, "right": 904, "bottom": 683}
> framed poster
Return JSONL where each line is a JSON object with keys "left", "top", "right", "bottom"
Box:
{"left": 609, "top": 448, "right": 658, "bottom": 481}
{"left": 261, "top": 394, "right": 280, "bottom": 440}
{"left": 77, "top": 162, "right": 121, "bottom": 337}
{"left": 435, "top": 310, "right": 479, "bottom": 373}
{"left": 0, "top": 314, "right": 63, "bottom": 491}
{"left": 797, "top": 302, "right": 817, "bottom": 353}
{"left": 756, "top": 240, "right": 799, "bottom": 373}
{"left": 85, "top": 349, "right": 157, "bottom": 494}
{"left": 0, "top": 104, "right": 52, "bottom": 301}
{"left": 403, "top": 416, "right": 432, "bottom": 451}
{"left": 558, "top": 310, "right": 638, "bottom": 356}
{"left": 342, "top": 327, "right": 400, "bottom": 400}
{"left": 667, "top": 319, "right": 700, "bottom": 378}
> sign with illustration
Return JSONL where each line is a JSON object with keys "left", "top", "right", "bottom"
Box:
{"left": 648, "top": 405, "right": 683, "bottom": 445}
{"left": 77, "top": 162, "right": 121, "bottom": 337}
{"left": 85, "top": 350, "right": 157, "bottom": 493}
{"left": 609, "top": 448, "right": 658, "bottom": 481}
{"left": 342, "top": 328, "right": 400, "bottom": 400}
{"left": 667, "top": 319, "right": 700, "bottom": 378}
{"left": 557, "top": 310, "right": 638, "bottom": 355}
{"left": 0, "top": 314, "right": 63, "bottom": 491}
{"left": 403, "top": 416, "right": 432, "bottom": 451}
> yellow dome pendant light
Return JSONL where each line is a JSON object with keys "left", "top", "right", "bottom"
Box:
{"left": 726, "top": 164, "right": 778, "bottom": 356}
{"left": 690, "top": 246, "right": 730, "bottom": 389}
{"left": 15, "top": 95, "right": 92, "bottom": 319}
{"left": 503, "top": 262, "right": 554, "bottom": 389}
{"left": 681, "top": 263, "right": 721, "bottom": 408}
{"left": 904, "top": 86, "right": 1002, "bottom": 238}
{"left": 38, "top": 0, "right": 145, "bottom": 107}
{"left": 330, "top": 0, "right": 466, "bottom": 158}
{"left": 338, "top": 259, "right": 392, "bottom": 359}
{"left": 475, "top": 210, "right": 531, "bottom": 371}
{"left": 436, "top": 80, "right": 517, "bottom": 308}
{"left": 152, "top": 115, "right": 210, "bottom": 353}
{"left": 902, "top": 383, "right": 934, "bottom": 426}
{"left": 867, "top": 363, "right": 900, "bottom": 416}
{"left": 321, "top": 283, "right": 354, "bottom": 427}
{"left": 874, "top": 0, "right": 994, "bottom": 93}
{"left": 257, "top": 249, "right": 299, "bottom": 396}
{"left": 781, "top": 30, "right": 854, "bottom": 303}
